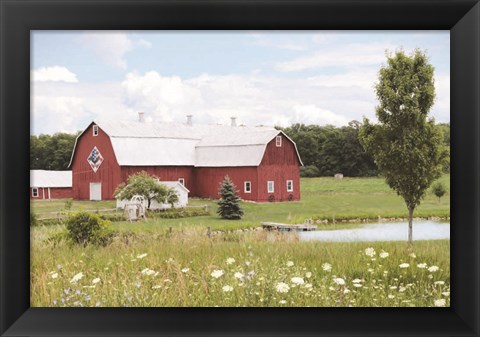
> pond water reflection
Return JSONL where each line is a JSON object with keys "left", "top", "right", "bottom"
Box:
{"left": 298, "top": 221, "right": 450, "bottom": 242}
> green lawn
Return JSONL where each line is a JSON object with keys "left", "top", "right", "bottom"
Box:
{"left": 31, "top": 174, "right": 450, "bottom": 231}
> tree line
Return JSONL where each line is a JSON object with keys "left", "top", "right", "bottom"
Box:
{"left": 30, "top": 123, "right": 449, "bottom": 176}
{"left": 30, "top": 132, "right": 79, "bottom": 170}
{"left": 277, "top": 121, "right": 449, "bottom": 178}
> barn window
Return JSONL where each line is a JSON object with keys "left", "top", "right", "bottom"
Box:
{"left": 178, "top": 178, "right": 185, "bottom": 186}
{"left": 267, "top": 181, "right": 274, "bottom": 193}
{"left": 32, "top": 188, "right": 39, "bottom": 198}
{"left": 244, "top": 181, "right": 251, "bottom": 193}
{"left": 286, "top": 180, "right": 293, "bottom": 192}
{"left": 276, "top": 135, "right": 282, "bottom": 147}
{"left": 93, "top": 125, "right": 99, "bottom": 136}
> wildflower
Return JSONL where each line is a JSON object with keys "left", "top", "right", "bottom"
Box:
{"left": 279, "top": 300, "right": 287, "bottom": 304}
{"left": 388, "top": 295, "right": 395, "bottom": 299}
{"left": 226, "top": 258, "right": 235, "bottom": 265}
{"left": 434, "top": 281, "right": 445, "bottom": 285}
{"left": 399, "top": 287, "right": 406, "bottom": 292}
{"left": 442, "top": 292, "right": 450, "bottom": 297}
{"left": 133, "top": 282, "right": 141, "bottom": 288}
{"left": 365, "top": 247, "right": 376, "bottom": 257}
{"left": 305, "top": 271, "right": 312, "bottom": 278}
{"left": 343, "top": 288, "right": 350, "bottom": 294}
{"left": 222, "top": 285, "right": 234, "bottom": 292}
{"left": 141, "top": 268, "right": 155, "bottom": 276}
{"left": 353, "top": 284, "right": 362, "bottom": 288}
{"left": 70, "top": 272, "right": 84, "bottom": 284}
{"left": 234, "top": 272, "right": 244, "bottom": 279}
{"left": 352, "top": 279, "right": 362, "bottom": 283}
{"left": 51, "top": 272, "right": 59, "bottom": 279}
{"left": 92, "top": 278, "right": 101, "bottom": 284}
{"left": 275, "top": 282, "right": 290, "bottom": 293}
{"left": 409, "top": 252, "right": 417, "bottom": 258}
{"left": 399, "top": 263, "right": 410, "bottom": 268}
{"left": 136, "top": 253, "right": 147, "bottom": 259}
{"left": 367, "top": 268, "right": 374, "bottom": 273}
{"left": 428, "top": 266, "right": 439, "bottom": 272}
{"left": 417, "top": 263, "right": 428, "bottom": 269}
{"left": 152, "top": 285, "right": 161, "bottom": 289}
{"left": 379, "top": 251, "right": 389, "bottom": 258}
{"left": 434, "top": 299, "right": 446, "bottom": 307}
{"left": 291, "top": 277, "right": 305, "bottom": 285}
{"left": 322, "top": 263, "right": 332, "bottom": 272}
{"left": 57, "top": 264, "right": 62, "bottom": 270}
{"left": 211, "top": 270, "right": 224, "bottom": 278}
{"left": 390, "top": 286, "right": 397, "bottom": 290}
{"left": 428, "top": 274, "right": 434, "bottom": 279}
{"left": 286, "top": 261, "right": 294, "bottom": 267}
{"left": 245, "top": 261, "right": 251, "bottom": 267}
{"left": 333, "top": 277, "right": 345, "bottom": 286}
{"left": 304, "top": 283, "right": 313, "bottom": 289}
{"left": 181, "top": 268, "right": 190, "bottom": 273}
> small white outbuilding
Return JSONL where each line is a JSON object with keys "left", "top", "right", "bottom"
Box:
{"left": 116, "top": 181, "right": 190, "bottom": 210}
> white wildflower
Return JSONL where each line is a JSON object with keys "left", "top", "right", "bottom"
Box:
{"left": 51, "top": 272, "right": 59, "bottom": 279}
{"left": 409, "top": 252, "right": 417, "bottom": 258}
{"left": 353, "top": 283, "right": 362, "bottom": 288}
{"left": 343, "top": 288, "right": 350, "bottom": 294}
{"left": 333, "top": 277, "right": 345, "bottom": 286}
{"left": 305, "top": 272, "right": 312, "bottom": 278}
{"left": 379, "top": 251, "right": 389, "bottom": 258}
{"left": 417, "top": 263, "right": 428, "bottom": 269}
{"left": 322, "top": 263, "right": 332, "bottom": 272}
{"left": 279, "top": 300, "right": 287, "bottom": 304}
{"left": 92, "top": 278, "right": 101, "bottom": 284}
{"left": 226, "top": 258, "right": 235, "bottom": 265}
{"left": 434, "top": 281, "right": 445, "bottom": 285}
{"left": 388, "top": 295, "right": 395, "bottom": 299}
{"left": 222, "top": 285, "right": 234, "bottom": 292}
{"left": 291, "top": 277, "right": 305, "bottom": 285}
{"left": 275, "top": 282, "right": 290, "bottom": 293}
{"left": 286, "top": 261, "right": 294, "bottom": 267}
{"left": 234, "top": 272, "right": 244, "bottom": 279}
{"left": 352, "top": 279, "right": 362, "bottom": 283}
{"left": 399, "top": 287, "right": 407, "bottom": 292}
{"left": 428, "top": 266, "right": 439, "bottom": 272}
{"left": 390, "top": 286, "right": 398, "bottom": 290}
{"left": 181, "top": 268, "right": 190, "bottom": 273}
{"left": 152, "top": 285, "right": 161, "bottom": 289}
{"left": 141, "top": 268, "right": 156, "bottom": 276}
{"left": 399, "top": 263, "right": 410, "bottom": 268}
{"left": 136, "top": 253, "right": 147, "bottom": 259}
{"left": 70, "top": 272, "right": 84, "bottom": 284}
{"left": 304, "top": 283, "right": 313, "bottom": 289}
{"left": 211, "top": 269, "right": 224, "bottom": 278}
{"left": 434, "top": 299, "right": 446, "bottom": 307}
{"left": 365, "top": 247, "right": 376, "bottom": 257}
{"left": 442, "top": 292, "right": 450, "bottom": 297}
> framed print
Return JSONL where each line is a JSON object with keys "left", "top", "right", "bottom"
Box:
{"left": 1, "top": 0, "right": 479, "bottom": 336}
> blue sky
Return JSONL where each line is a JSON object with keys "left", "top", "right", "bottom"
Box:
{"left": 31, "top": 31, "right": 450, "bottom": 135}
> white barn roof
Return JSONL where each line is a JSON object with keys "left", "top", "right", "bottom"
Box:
{"left": 30, "top": 170, "right": 72, "bottom": 188}
{"left": 70, "top": 119, "right": 303, "bottom": 167}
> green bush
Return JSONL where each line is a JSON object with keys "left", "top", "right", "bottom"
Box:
{"left": 65, "top": 212, "right": 113, "bottom": 246}
{"left": 30, "top": 209, "right": 37, "bottom": 226}
{"left": 147, "top": 208, "right": 210, "bottom": 219}
{"left": 300, "top": 165, "right": 321, "bottom": 177}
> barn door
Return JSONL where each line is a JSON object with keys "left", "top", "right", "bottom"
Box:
{"left": 89, "top": 182, "right": 102, "bottom": 201}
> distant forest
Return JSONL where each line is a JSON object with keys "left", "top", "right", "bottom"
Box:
{"left": 30, "top": 122, "right": 450, "bottom": 176}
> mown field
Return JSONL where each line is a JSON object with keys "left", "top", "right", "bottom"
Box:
{"left": 30, "top": 175, "right": 450, "bottom": 307}
{"left": 31, "top": 174, "right": 450, "bottom": 231}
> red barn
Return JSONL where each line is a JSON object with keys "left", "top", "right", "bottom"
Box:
{"left": 30, "top": 170, "right": 73, "bottom": 200}
{"left": 68, "top": 116, "right": 303, "bottom": 202}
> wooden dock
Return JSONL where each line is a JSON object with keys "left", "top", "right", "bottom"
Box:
{"left": 261, "top": 222, "right": 317, "bottom": 232}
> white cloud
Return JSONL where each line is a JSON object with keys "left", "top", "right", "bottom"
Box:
{"left": 248, "top": 33, "right": 306, "bottom": 51}
{"left": 32, "top": 66, "right": 78, "bottom": 83}
{"left": 433, "top": 73, "right": 450, "bottom": 123}
{"left": 275, "top": 43, "right": 394, "bottom": 72}
{"left": 79, "top": 32, "right": 134, "bottom": 69}
{"left": 137, "top": 38, "right": 152, "bottom": 49}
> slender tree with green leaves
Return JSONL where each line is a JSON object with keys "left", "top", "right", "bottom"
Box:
{"left": 114, "top": 171, "right": 178, "bottom": 209}
{"left": 432, "top": 182, "right": 447, "bottom": 203}
{"left": 359, "top": 49, "right": 449, "bottom": 245}
{"left": 217, "top": 176, "right": 244, "bottom": 220}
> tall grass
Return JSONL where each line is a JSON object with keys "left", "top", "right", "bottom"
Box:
{"left": 31, "top": 226, "right": 450, "bottom": 307}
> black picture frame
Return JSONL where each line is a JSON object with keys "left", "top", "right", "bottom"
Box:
{"left": 1, "top": 0, "right": 479, "bottom": 336}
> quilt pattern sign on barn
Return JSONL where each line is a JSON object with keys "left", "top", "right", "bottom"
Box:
{"left": 87, "top": 146, "right": 104, "bottom": 173}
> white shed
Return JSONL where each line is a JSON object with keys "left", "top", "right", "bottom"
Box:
{"left": 116, "top": 181, "right": 189, "bottom": 210}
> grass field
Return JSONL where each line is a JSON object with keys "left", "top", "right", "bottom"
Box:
{"left": 30, "top": 175, "right": 450, "bottom": 307}
{"left": 31, "top": 174, "right": 450, "bottom": 231}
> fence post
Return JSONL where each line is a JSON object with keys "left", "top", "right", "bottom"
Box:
{"left": 207, "top": 226, "right": 211, "bottom": 238}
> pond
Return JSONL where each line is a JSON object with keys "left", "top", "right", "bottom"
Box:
{"left": 298, "top": 221, "right": 450, "bottom": 242}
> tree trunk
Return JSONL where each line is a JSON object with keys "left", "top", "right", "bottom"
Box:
{"left": 408, "top": 207, "right": 414, "bottom": 245}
